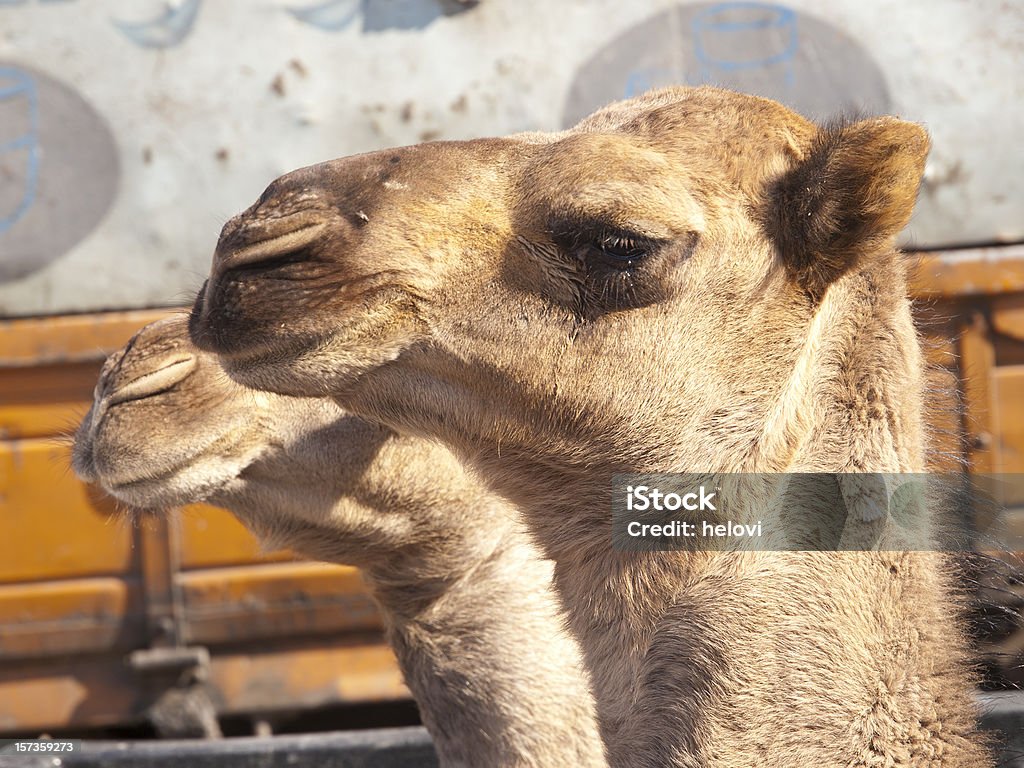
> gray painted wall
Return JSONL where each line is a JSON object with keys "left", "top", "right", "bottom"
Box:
{"left": 0, "top": 0, "right": 1020, "bottom": 315}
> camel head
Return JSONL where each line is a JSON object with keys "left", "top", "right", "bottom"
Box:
{"left": 190, "top": 87, "right": 930, "bottom": 505}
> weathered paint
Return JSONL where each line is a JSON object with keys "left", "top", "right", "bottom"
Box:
{"left": 0, "top": 642, "right": 407, "bottom": 732}
{"left": 909, "top": 244, "right": 1024, "bottom": 297}
{"left": 0, "top": 310, "right": 171, "bottom": 366}
{"left": 0, "top": 0, "right": 1020, "bottom": 315}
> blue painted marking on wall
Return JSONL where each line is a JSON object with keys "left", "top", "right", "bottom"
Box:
{"left": 0, "top": 66, "right": 39, "bottom": 237}
{"left": 623, "top": 68, "right": 674, "bottom": 98}
{"left": 290, "top": 0, "right": 477, "bottom": 33}
{"left": 692, "top": 2, "right": 797, "bottom": 87}
{"left": 288, "top": 0, "right": 362, "bottom": 31}
{"left": 113, "top": 0, "right": 202, "bottom": 49}
{"left": 6, "top": 0, "right": 465, "bottom": 43}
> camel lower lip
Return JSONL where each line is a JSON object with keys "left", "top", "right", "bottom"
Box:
{"left": 104, "top": 456, "right": 233, "bottom": 510}
{"left": 108, "top": 473, "right": 175, "bottom": 494}
{"left": 102, "top": 473, "right": 190, "bottom": 510}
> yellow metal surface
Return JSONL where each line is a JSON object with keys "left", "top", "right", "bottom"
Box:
{"left": 0, "top": 577, "right": 143, "bottom": 658}
{"left": 181, "top": 562, "right": 382, "bottom": 645}
{"left": 208, "top": 642, "right": 407, "bottom": 712}
{"left": 0, "top": 361, "right": 97, "bottom": 440}
{"left": 993, "top": 295, "right": 1024, "bottom": 343}
{"left": 0, "top": 642, "right": 407, "bottom": 732}
{"left": 177, "top": 503, "right": 294, "bottom": 570}
{"left": 961, "top": 313, "right": 997, "bottom": 476}
{"left": 0, "top": 655, "right": 140, "bottom": 731}
{"left": 910, "top": 248, "right": 1024, "bottom": 297}
{"left": 0, "top": 439, "right": 135, "bottom": 584}
{"left": 994, "top": 367, "right": 1024, "bottom": 477}
{"left": 0, "top": 401, "right": 89, "bottom": 441}
{"left": 0, "top": 309, "right": 174, "bottom": 367}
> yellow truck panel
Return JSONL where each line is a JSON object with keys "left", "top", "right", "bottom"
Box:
{"left": 3, "top": 247, "right": 1024, "bottom": 733}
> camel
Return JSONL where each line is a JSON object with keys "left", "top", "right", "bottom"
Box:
{"left": 71, "top": 315, "right": 607, "bottom": 768}
{"left": 189, "top": 86, "right": 992, "bottom": 766}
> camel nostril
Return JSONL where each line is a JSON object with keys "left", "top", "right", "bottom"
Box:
{"left": 215, "top": 214, "right": 328, "bottom": 275}
{"left": 219, "top": 221, "right": 327, "bottom": 272}
{"left": 107, "top": 355, "right": 198, "bottom": 407}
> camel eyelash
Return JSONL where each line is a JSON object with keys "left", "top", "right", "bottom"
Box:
{"left": 549, "top": 220, "right": 662, "bottom": 267}
{"left": 589, "top": 232, "right": 655, "bottom": 268}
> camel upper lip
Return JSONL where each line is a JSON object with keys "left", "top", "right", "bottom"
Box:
{"left": 217, "top": 219, "right": 328, "bottom": 273}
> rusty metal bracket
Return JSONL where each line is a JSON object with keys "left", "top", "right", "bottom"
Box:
{"left": 128, "top": 646, "right": 210, "bottom": 679}
{"left": 128, "top": 647, "right": 220, "bottom": 739}
{"left": 131, "top": 513, "right": 222, "bottom": 738}
{"left": 137, "top": 514, "right": 185, "bottom": 648}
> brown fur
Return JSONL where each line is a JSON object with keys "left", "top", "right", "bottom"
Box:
{"left": 72, "top": 315, "right": 606, "bottom": 768}
{"left": 189, "top": 87, "right": 992, "bottom": 766}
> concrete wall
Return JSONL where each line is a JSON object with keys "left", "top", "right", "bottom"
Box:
{"left": 0, "top": 0, "right": 1020, "bottom": 316}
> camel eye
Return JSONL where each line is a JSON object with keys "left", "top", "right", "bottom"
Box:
{"left": 543, "top": 219, "right": 687, "bottom": 316}
{"left": 549, "top": 219, "right": 656, "bottom": 264}
{"left": 592, "top": 233, "right": 651, "bottom": 268}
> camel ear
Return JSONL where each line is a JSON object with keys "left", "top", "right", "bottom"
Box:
{"left": 764, "top": 117, "right": 930, "bottom": 298}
